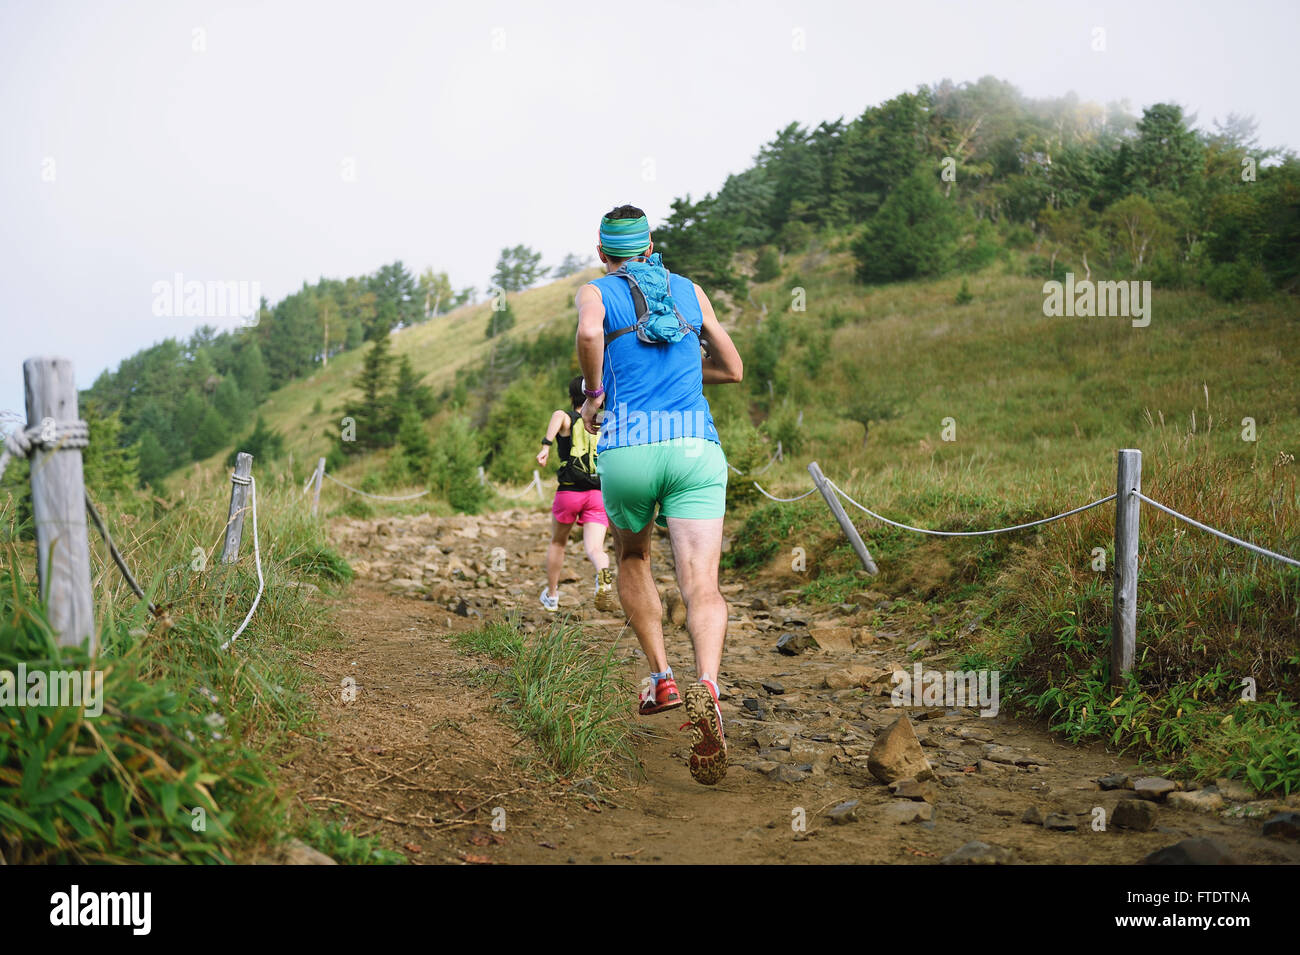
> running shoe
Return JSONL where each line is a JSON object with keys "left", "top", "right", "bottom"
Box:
{"left": 594, "top": 567, "right": 620, "bottom": 614}
{"left": 539, "top": 586, "right": 559, "bottom": 612}
{"left": 683, "top": 680, "right": 727, "bottom": 785}
{"left": 638, "top": 673, "right": 682, "bottom": 715}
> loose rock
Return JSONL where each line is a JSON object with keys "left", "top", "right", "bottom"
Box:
{"left": 941, "top": 841, "right": 1013, "bottom": 865}
{"left": 882, "top": 801, "right": 934, "bottom": 824}
{"left": 1111, "top": 800, "right": 1158, "bottom": 831}
{"left": 867, "top": 716, "right": 934, "bottom": 784}
{"left": 889, "top": 778, "right": 937, "bottom": 802}
{"left": 1167, "top": 789, "right": 1225, "bottom": 814}
{"left": 808, "top": 627, "right": 855, "bottom": 652}
{"left": 776, "top": 632, "right": 813, "bottom": 655}
{"left": 1142, "top": 838, "right": 1238, "bottom": 865}
{"left": 1214, "top": 778, "right": 1256, "bottom": 803}
{"left": 827, "top": 800, "right": 860, "bottom": 825}
{"left": 1262, "top": 811, "right": 1300, "bottom": 842}
{"left": 1133, "top": 777, "right": 1178, "bottom": 801}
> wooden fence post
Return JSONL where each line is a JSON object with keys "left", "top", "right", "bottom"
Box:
{"left": 1111, "top": 448, "right": 1141, "bottom": 687}
{"left": 221, "top": 452, "right": 254, "bottom": 564}
{"left": 807, "top": 461, "right": 878, "bottom": 575}
{"left": 24, "top": 357, "right": 96, "bottom": 650}
{"left": 311, "top": 457, "right": 325, "bottom": 516}
{"left": 533, "top": 469, "right": 543, "bottom": 501}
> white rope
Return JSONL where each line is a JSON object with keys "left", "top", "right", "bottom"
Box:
{"left": 727, "top": 442, "right": 783, "bottom": 477}
{"left": 752, "top": 481, "right": 817, "bottom": 503}
{"left": 752, "top": 441, "right": 783, "bottom": 476}
{"left": 829, "top": 478, "right": 1116, "bottom": 537}
{"left": 322, "top": 471, "right": 430, "bottom": 501}
{"left": 499, "top": 474, "right": 541, "bottom": 499}
{"left": 221, "top": 475, "right": 264, "bottom": 651}
{"left": 1135, "top": 491, "right": 1300, "bottom": 569}
{"left": 0, "top": 417, "right": 89, "bottom": 482}
{"left": 302, "top": 472, "right": 315, "bottom": 493}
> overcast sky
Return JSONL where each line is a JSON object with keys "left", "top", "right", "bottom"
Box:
{"left": 2, "top": 0, "right": 1296, "bottom": 415}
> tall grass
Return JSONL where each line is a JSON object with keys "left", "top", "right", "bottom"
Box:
{"left": 0, "top": 461, "right": 354, "bottom": 862}
{"left": 454, "top": 618, "right": 638, "bottom": 780}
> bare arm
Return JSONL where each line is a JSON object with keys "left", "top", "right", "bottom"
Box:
{"left": 695, "top": 284, "right": 743, "bottom": 384}
{"left": 575, "top": 284, "right": 606, "bottom": 433}
{"left": 536, "top": 409, "right": 571, "bottom": 466}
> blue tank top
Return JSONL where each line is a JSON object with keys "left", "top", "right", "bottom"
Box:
{"left": 590, "top": 270, "right": 721, "bottom": 453}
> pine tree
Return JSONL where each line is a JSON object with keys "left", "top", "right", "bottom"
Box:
{"left": 235, "top": 341, "right": 270, "bottom": 403}
{"left": 81, "top": 400, "right": 139, "bottom": 494}
{"left": 350, "top": 334, "right": 397, "bottom": 450}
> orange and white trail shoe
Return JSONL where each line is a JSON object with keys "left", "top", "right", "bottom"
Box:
{"left": 638, "top": 672, "right": 682, "bottom": 716}
{"left": 684, "top": 678, "right": 727, "bottom": 785}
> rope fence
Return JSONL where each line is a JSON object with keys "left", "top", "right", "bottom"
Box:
{"left": 829, "top": 478, "right": 1117, "bottom": 537}
{"left": 220, "top": 475, "right": 263, "bottom": 651}
{"left": 323, "top": 470, "right": 430, "bottom": 501}
{"left": 1135, "top": 491, "right": 1300, "bottom": 569}
{"left": 742, "top": 451, "right": 1297, "bottom": 686}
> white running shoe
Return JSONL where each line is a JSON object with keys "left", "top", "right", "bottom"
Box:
{"left": 539, "top": 586, "right": 559, "bottom": 612}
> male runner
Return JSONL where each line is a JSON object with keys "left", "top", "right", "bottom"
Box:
{"left": 573, "top": 204, "right": 743, "bottom": 784}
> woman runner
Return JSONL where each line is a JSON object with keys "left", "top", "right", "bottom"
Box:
{"left": 535, "top": 376, "right": 618, "bottom": 612}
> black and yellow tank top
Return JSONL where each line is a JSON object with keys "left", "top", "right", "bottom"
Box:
{"left": 555, "top": 409, "right": 600, "bottom": 491}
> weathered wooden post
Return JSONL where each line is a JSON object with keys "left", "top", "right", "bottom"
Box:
{"left": 24, "top": 357, "right": 96, "bottom": 650}
{"left": 220, "top": 452, "right": 254, "bottom": 564}
{"left": 1111, "top": 448, "right": 1141, "bottom": 687}
{"left": 807, "top": 461, "right": 878, "bottom": 575}
{"left": 311, "top": 457, "right": 325, "bottom": 516}
{"left": 533, "top": 469, "right": 543, "bottom": 501}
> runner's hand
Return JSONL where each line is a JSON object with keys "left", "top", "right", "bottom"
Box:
{"left": 580, "top": 394, "right": 604, "bottom": 435}
{"left": 536, "top": 446, "right": 549, "bottom": 466}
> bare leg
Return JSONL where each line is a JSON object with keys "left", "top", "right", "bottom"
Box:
{"left": 665, "top": 516, "right": 727, "bottom": 681}
{"left": 581, "top": 522, "right": 610, "bottom": 572}
{"left": 611, "top": 519, "right": 667, "bottom": 673}
{"left": 546, "top": 518, "right": 573, "bottom": 596}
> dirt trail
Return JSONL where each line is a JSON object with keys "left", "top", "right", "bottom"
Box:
{"left": 278, "top": 506, "right": 1300, "bottom": 865}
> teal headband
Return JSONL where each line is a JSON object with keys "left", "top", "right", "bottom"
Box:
{"left": 599, "top": 215, "right": 651, "bottom": 257}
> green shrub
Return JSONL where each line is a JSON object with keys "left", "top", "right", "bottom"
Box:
{"left": 754, "top": 246, "right": 782, "bottom": 283}
{"left": 955, "top": 277, "right": 974, "bottom": 305}
{"left": 854, "top": 170, "right": 960, "bottom": 283}
{"left": 430, "top": 416, "right": 488, "bottom": 513}
{"left": 1203, "top": 259, "right": 1273, "bottom": 302}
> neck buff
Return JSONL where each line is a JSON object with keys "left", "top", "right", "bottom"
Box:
{"left": 599, "top": 215, "right": 651, "bottom": 258}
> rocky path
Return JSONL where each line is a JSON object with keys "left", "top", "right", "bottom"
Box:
{"left": 279, "top": 506, "right": 1300, "bottom": 865}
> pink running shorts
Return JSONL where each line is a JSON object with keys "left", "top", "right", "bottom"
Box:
{"left": 552, "top": 489, "right": 608, "bottom": 526}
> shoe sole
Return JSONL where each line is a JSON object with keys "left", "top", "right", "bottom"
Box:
{"left": 684, "top": 683, "right": 727, "bottom": 785}
{"left": 593, "top": 591, "right": 622, "bottom": 614}
{"left": 639, "top": 698, "right": 683, "bottom": 716}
